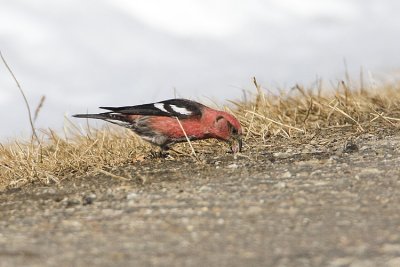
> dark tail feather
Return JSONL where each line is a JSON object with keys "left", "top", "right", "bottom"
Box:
{"left": 72, "top": 113, "right": 110, "bottom": 120}
{"left": 72, "top": 112, "right": 130, "bottom": 125}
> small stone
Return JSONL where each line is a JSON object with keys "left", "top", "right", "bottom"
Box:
{"left": 311, "top": 170, "right": 322, "bottom": 176}
{"left": 82, "top": 193, "right": 96, "bottom": 205}
{"left": 281, "top": 171, "right": 292, "bottom": 178}
{"left": 63, "top": 208, "right": 75, "bottom": 215}
{"left": 359, "top": 168, "right": 382, "bottom": 175}
{"left": 53, "top": 195, "right": 65, "bottom": 202}
{"left": 273, "top": 152, "right": 290, "bottom": 158}
{"left": 199, "top": 185, "right": 212, "bottom": 192}
{"left": 296, "top": 172, "right": 309, "bottom": 177}
{"left": 41, "top": 188, "right": 57, "bottom": 195}
{"left": 343, "top": 142, "right": 359, "bottom": 153}
{"left": 61, "top": 220, "right": 82, "bottom": 229}
{"left": 312, "top": 181, "right": 329, "bottom": 186}
{"left": 227, "top": 163, "right": 238, "bottom": 169}
{"left": 65, "top": 198, "right": 81, "bottom": 207}
{"left": 201, "top": 206, "right": 209, "bottom": 212}
{"left": 274, "top": 182, "right": 287, "bottom": 188}
{"left": 126, "top": 192, "right": 138, "bottom": 200}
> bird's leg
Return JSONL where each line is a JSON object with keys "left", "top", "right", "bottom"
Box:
{"left": 159, "top": 145, "right": 171, "bottom": 158}
{"left": 148, "top": 149, "right": 166, "bottom": 158}
{"left": 158, "top": 149, "right": 166, "bottom": 158}
{"left": 149, "top": 150, "right": 158, "bottom": 158}
{"left": 147, "top": 145, "right": 171, "bottom": 158}
{"left": 149, "top": 146, "right": 169, "bottom": 158}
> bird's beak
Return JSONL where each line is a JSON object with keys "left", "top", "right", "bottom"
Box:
{"left": 230, "top": 135, "right": 243, "bottom": 153}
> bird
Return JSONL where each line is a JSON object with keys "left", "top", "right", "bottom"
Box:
{"left": 73, "top": 98, "right": 243, "bottom": 153}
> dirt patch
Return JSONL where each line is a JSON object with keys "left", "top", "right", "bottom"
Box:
{"left": 1, "top": 124, "right": 400, "bottom": 267}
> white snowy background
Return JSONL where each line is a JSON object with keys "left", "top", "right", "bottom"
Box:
{"left": 1, "top": 0, "right": 400, "bottom": 139}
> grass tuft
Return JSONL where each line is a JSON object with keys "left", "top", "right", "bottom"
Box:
{"left": 235, "top": 78, "right": 400, "bottom": 144}
{"left": 1, "top": 77, "right": 400, "bottom": 190}
{"left": 0, "top": 128, "right": 150, "bottom": 189}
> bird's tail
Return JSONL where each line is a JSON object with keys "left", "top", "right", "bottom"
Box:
{"left": 72, "top": 113, "right": 111, "bottom": 120}
{"left": 72, "top": 112, "right": 133, "bottom": 128}
{"left": 72, "top": 112, "right": 130, "bottom": 122}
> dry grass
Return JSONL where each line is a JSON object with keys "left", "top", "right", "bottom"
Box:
{"left": 234, "top": 78, "right": 400, "bottom": 143}
{"left": 0, "top": 126, "right": 150, "bottom": 189}
{"left": 1, "top": 77, "right": 400, "bottom": 190}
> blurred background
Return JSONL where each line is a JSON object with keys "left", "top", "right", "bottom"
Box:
{"left": 1, "top": 0, "right": 400, "bottom": 139}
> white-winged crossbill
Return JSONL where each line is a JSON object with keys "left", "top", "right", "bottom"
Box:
{"left": 73, "top": 98, "right": 243, "bottom": 152}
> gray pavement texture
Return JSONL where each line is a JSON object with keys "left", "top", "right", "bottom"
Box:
{"left": 1, "top": 128, "right": 400, "bottom": 267}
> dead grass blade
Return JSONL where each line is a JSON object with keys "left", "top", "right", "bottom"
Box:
{"left": 175, "top": 117, "right": 198, "bottom": 160}
{"left": 0, "top": 50, "right": 40, "bottom": 144}
{"left": 245, "top": 110, "right": 305, "bottom": 133}
{"left": 34, "top": 95, "right": 46, "bottom": 123}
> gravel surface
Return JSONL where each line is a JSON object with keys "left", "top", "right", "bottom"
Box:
{"left": 1, "top": 128, "right": 400, "bottom": 267}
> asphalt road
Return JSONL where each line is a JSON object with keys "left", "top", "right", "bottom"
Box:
{"left": 1, "top": 129, "right": 400, "bottom": 267}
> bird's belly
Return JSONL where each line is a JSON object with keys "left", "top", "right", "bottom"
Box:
{"left": 140, "top": 134, "right": 169, "bottom": 146}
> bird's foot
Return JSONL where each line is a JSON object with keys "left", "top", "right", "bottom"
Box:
{"left": 148, "top": 150, "right": 169, "bottom": 159}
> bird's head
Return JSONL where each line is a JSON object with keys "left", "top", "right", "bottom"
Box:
{"left": 211, "top": 111, "right": 243, "bottom": 153}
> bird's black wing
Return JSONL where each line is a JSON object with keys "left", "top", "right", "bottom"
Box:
{"left": 100, "top": 99, "right": 203, "bottom": 119}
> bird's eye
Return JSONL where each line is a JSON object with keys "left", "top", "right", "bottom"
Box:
{"left": 227, "top": 121, "right": 238, "bottom": 134}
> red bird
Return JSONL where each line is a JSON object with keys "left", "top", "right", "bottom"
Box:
{"left": 73, "top": 99, "right": 243, "bottom": 152}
